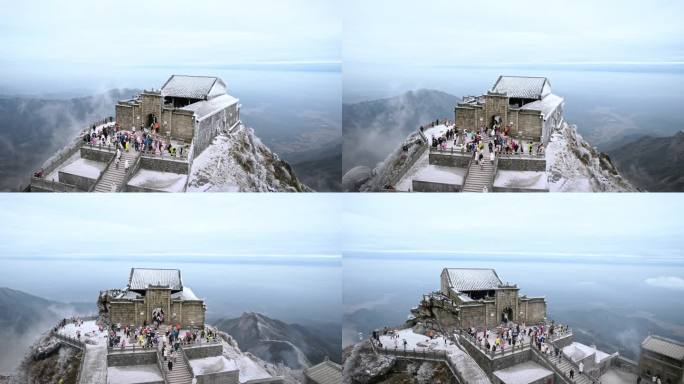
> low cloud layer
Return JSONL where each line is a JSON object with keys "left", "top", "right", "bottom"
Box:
{"left": 645, "top": 276, "right": 684, "bottom": 290}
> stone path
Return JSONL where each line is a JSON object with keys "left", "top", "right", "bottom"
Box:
{"left": 462, "top": 135, "right": 495, "bottom": 192}
{"left": 157, "top": 324, "right": 193, "bottom": 384}
{"left": 92, "top": 150, "right": 139, "bottom": 192}
{"left": 79, "top": 344, "right": 107, "bottom": 384}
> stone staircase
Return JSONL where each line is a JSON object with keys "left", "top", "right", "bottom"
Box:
{"left": 165, "top": 353, "right": 192, "bottom": 384}
{"left": 462, "top": 136, "right": 495, "bottom": 192}
{"left": 157, "top": 324, "right": 193, "bottom": 384}
{"left": 92, "top": 150, "right": 139, "bottom": 192}
{"left": 539, "top": 351, "right": 593, "bottom": 384}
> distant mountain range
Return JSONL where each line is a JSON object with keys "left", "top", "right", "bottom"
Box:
{"left": 607, "top": 131, "right": 684, "bottom": 191}
{"left": 0, "top": 287, "right": 93, "bottom": 374}
{"left": 215, "top": 312, "right": 341, "bottom": 370}
{"left": 343, "top": 89, "right": 460, "bottom": 172}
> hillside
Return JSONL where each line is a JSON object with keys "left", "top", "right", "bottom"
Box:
{"left": 0, "top": 287, "right": 93, "bottom": 375}
{"left": 0, "top": 90, "right": 139, "bottom": 191}
{"left": 215, "top": 312, "right": 341, "bottom": 370}
{"left": 187, "top": 125, "right": 312, "bottom": 192}
{"left": 607, "top": 131, "right": 684, "bottom": 191}
{"left": 343, "top": 89, "right": 460, "bottom": 173}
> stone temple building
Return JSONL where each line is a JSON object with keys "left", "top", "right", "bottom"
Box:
{"left": 98, "top": 268, "right": 206, "bottom": 329}
{"left": 429, "top": 268, "right": 546, "bottom": 329}
{"left": 455, "top": 76, "right": 564, "bottom": 144}
{"left": 638, "top": 335, "right": 684, "bottom": 384}
{"left": 116, "top": 74, "right": 240, "bottom": 156}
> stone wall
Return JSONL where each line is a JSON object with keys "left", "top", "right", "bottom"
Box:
{"left": 116, "top": 104, "right": 135, "bottom": 131}
{"left": 184, "top": 345, "right": 223, "bottom": 360}
{"left": 58, "top": 171, "right": 97, "bottom": 191}
{"left": 246, "top": 378, "right": 284, "bottom": 384}
{"left": 194, "top": 109, "right": 224, "bottom": 156}
{"left": 412, "top": 180, "right": 461, "bottom": 192}
{"left": 109, "top": 301, "right": 139, "bottom": 326}
{"left": 639, "top": 350, "right": 683, "bottom": 384}
{"left": 80, "top": 147, "right": 115, "bottom": 163}
{"left": 171, "top": 110, "right": 195, "bottom": 141}
{"left": 517, "top": 110, "right": 543, "bottom": 140}
{"left": 495, "top": 289, "right": 519, "bottom": 323}
{"left": 455, "top": 105, "right": 483, "bottom": 130}
{"left": 196, "top": 370, "right": 239, "bottom": 384}
{"left": 484, "top": 93, "right": 509, "bottom": 129}
{"left": 140, "top": 92, "right": 162, "bottom": 127}
{"left": 140, "top": 156, "right": 189, "bottom": 174}
{"left": 145, "top": 289, "right": 171, "bottom": 324}
{"left": 179, "top": 301, "right": 205, "bottom": 328}
{"left": 520, "top": 298, "right": 546, "bottom": 324}
{"left": 459, "top": 337, "right": 533, "bottom": 375}
{"left": 429, "top": 152, "right": 471, "bottom": 168}
{"left": 107, "top": 350, "right": 158, "bottom": 367}
{"left": 497, "top": 157, "right": 546, "bottom": 172}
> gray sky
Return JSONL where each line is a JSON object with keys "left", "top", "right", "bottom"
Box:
{"left": 0, "top": 194, "right": 340, "bottom": 260}
{"left": 0, "top": 0, "right": 340, "bottom": 90}
{"left": 344, "top": 0, "right": 683, "bottom": 67}
{"left": 343, "top": 194, "right": 684, "bottom": 263}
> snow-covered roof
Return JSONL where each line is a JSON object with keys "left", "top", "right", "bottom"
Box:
{"left": 493, "top": 362, "right": 553, "bottom": 384}
{"left": 128, "top": 268, "right": 182, "bottom": 292}
{"left": 181, "top": 94, "right": 238, "bottom": 122}
{"left": 562, "top": 342, "right": 611, "bottom": 364}
{"left": 171, "top": 287, "right": 200, "bottom": 301}
{"left": 492, "top": 76, "right": 550, "bottom": 99}
{"left": 304, "top": 359, "right": 342, "bottom": 384}
{"left": 520, "top": 93, "right": 564, "bottom": 120}
{"left": 642, "top": 335, "right": 684, "bottom": 360}
{"left": 444, "top": 268, "right": 503, "bottom": 292}
{"left": 161, "top": 75, "right": 226, "bottom": 100}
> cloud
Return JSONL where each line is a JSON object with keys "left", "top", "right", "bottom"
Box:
{"left": 644, "top": 276, "right": 684, "bottom": 290}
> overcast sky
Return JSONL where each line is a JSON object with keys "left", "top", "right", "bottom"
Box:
{"left": 0, "top": 0, "right": 340, "bottom": 91}
{"left": 343, "top": 194, "right": 684, "bottom": 263}
{"left": 0, "top": 194, "right": 340, "bottom": 260}
{"left": 344, "top": 0, "right": 683, "bottom": 67}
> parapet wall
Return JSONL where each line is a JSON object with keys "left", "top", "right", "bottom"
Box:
{"left": 107, "top": 350, "right": 158, "bottom": 367}
{"left": 429, "top": 152, "right": 471, "bottom": 168}
{"left": 196, "top": 370, "right": 240, "bottom": 384}
{"left": 140, "top": 156, "right": 189, "bottom": 174}
{"left": 58, "top": 171, "right": 96, "bottom": 191}
{"left": 184, "top": 344, "right": 223, "bottom": 360}
{"left": 413, "top": 180, "right": 461, "bottom": 192}
{"left": 497, "top": 157, "right": 546, "bottom": 172}
{"left": 80, "top": 147, "right": 115, "bottom": 163}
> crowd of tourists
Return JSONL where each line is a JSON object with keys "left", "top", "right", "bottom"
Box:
{"left": 84, "top": 123, "right": 186, "bottom": 159}
{"left": 424, "top": 120, "right": 545, "bottom": 160}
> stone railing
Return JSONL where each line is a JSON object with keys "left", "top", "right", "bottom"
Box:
{"left": 117, "top": 154, "right": 142, "bottom": 192}
{"left": 88, "top": 150, "right": 118, "bottom": 192}
{"left": 29, "top": 177, "right": 82, "bottom": 192}
{"left": 488, "top": 156, "right": 499, "bottom": 191}
{"left": 53, "top": 332, "right": 87, "bottom": 350}
{"left": 459, "top": 332, "right": 531, "bottom": 360}
{"left": 155, "top": 348, "right": 170, "bottom": 384}
{"left": 179, "top": 344, "right": 195, "bottom": 380}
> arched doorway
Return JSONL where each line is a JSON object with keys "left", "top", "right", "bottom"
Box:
{"left": 502, "top": 307, "right": 513, "bottom": 323}
{"left": 147, "top": 113, "right": 158, "bottom": 128}
{"left": 152, "top": 307, "right": 165, "bottom": 325}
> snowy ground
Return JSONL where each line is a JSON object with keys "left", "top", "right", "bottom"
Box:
{"left": 413, "top": 165, "right": 465, "bottom": 186}
{"left": 46, "top": 151, "right": 106, "bottom": 181}
{"left": 221, "top": 342, "right": 272, "bottom": 383}
{"left": 58, "top": 320, "right": 107, "bottom": 346}
{"left": 600, "top": 368, "right": 637, "bottom": 384}
{"left": 546, "top": 123, "right": 635, "bottom": 192}
{"left": 189, "top": 356, "right": 237, "bottom": 375}
{"left": 107, "top": 365, "right": 163, "bottom": 384}
{"left": 562, "top": 342, "right": 611, "bottom": 364}
{"left": 493, "top": 170, "right": 548, "bottom": 191}
{"left": 377, "top": 329, "right": 490, "bottom": 384}
{"left": 493, "top": 361, "right": 553, "bottom": 384}
{"left": 127, "top": 169, "right": 187, "bottom": 192}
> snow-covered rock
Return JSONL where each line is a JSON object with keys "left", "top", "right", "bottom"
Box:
{"left": 546, "top": 122, "right": 635, "bottom": 192}
{"left": 187, "top": 124, "right": 311, "bottom": 192}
